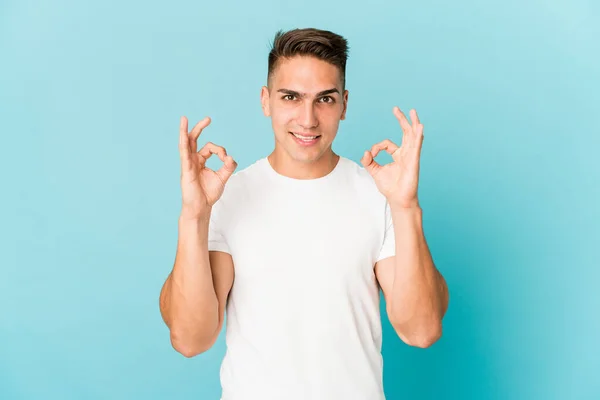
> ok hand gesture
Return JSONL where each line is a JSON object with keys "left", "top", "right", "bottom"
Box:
{"left": 361, "top": 107, "right": 424, "bottom": 209}
{"left": 179, "top": 116, "right": 237, "bottom": 219}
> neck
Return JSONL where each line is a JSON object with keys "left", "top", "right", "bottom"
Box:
{"left": 267, "top": 149, "right": 340, "bottom": 180}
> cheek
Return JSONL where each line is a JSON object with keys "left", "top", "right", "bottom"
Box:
{"left": 320, "top": 107, "right": 343, "bottom": 126}
{"left": 271, "top": 107, "right": 295, "bottom": 127}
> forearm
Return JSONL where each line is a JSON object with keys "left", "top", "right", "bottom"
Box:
{"left": 388, "top": 205, "right": 448, "bottom": 346}
{"left": 160, "top": 213, "right": 219, "bottom": 351}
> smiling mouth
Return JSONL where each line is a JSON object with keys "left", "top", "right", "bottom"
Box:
{"left": 290, "top": 132, "right": 321, "bottom": 141}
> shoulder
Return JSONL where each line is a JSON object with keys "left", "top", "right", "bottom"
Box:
{"left": 337, "top": 156, "right": 391, "bottom": 216}
{"left": 338, "top": 156, "right": 383, "bottom": 193}
{"left": 214, "top": 157, "right": 267, "bottom": 206}
{"left": 228, "top": 157, "right": 268, "bottom": 188}
{"left": 339, "top": 156, "right": 374, "bottom": 181}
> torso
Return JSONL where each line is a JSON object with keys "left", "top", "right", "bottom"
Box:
{"left": 211, "top": 156, "right": 391, "bottom": 400}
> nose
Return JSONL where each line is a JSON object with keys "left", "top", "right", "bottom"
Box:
{"left": 297, "top": 102, "right": 318, "bottom": 130}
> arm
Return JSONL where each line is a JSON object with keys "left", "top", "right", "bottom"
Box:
{"left": 363, "top": 107, "right": 448, "bottom": 348}
{"left": 375, "top": 205, "right": 448, "bottom": 348}
{"left": 160, "top": 115, "right": 237, "bottom": 358}
{"left": 159, "top": 213, "right": 234, "bottom": 357}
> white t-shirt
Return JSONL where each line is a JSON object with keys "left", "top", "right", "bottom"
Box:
{"left": 208, "top": 155, "right": 395, "bottom": 400}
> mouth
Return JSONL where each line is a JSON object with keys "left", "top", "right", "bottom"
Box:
{"left": 289, "top": 132, "right": 321, "bottom": 145}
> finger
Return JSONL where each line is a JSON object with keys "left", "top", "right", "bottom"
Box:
{"left": 190, "top": 116, "right": 211, "bottom": 144}
{"left": 191, "top": 117, "right": 211, "bottom": 139}
{"left": 179, "top": 116, "right": 192, "bottom": 169}
{"left": 189, "top": 117, "right": 211, "bottom": 153}
{"left": 370, "top": 139, "right": 400, "bottom": 159}
{"left": 216, "top": 155, "right": 238, "bottom": 183}
{"left": 393, "top": 106, "right": 412, "bottom": 134}
{"left": 411, "top": 109, "right": 424, "bottom": 144}
{"left": 198, "top": 142, "right": 227, "bottom": 165}
{"left": 360, "top": 150, "right": 381, "bottom": 175}
{"left": 410, "top": 109, "right": 420, "bottom": 128}
{"left": 415, "top": 124, "right": 425, "bottom": 149}
{"left": 416, "top": 122, "right": 424, "bottom": 138}
{"left": 180, "top": 115, "right": 188, "bottom": 134}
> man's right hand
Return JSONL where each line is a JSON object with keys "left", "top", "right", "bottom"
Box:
{"left": 179, "top": 116, "right": 237, "bottom": 220}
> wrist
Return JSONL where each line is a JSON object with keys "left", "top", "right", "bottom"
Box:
{"left": 389, "top": 203, "right": 424, "bottom": 235}
{"left": 180, "top": 207, "right": 212, "bottom": 223}
{"left": 388, "top": 198, "right": 421, "bottom": 212}
{"left": 390, "top": 205, "right": 423, "bottom": 220}
{"left": 389, "top": 200, "right": 423, "bottom": 223}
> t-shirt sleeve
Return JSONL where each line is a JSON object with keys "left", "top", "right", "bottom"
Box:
{"left": 376, "top": 200, "right": 396, "bottom": 262}
{"left": 207, "top": 197, "right": 231, "bottom": 254}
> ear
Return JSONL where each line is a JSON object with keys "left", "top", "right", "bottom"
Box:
{"left": 340, "top": 89, "right": 348, "bottom": 120}
{"left": 260, "top": 86, "right": 271, "bottom": 117}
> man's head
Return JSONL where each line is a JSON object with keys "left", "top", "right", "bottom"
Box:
{"left": 260, "top": 28, "right": 349, "bottom": 164}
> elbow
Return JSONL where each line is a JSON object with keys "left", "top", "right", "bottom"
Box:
{"left": 407, "top": 328, "right": 442, "bottom": 348}
{"left": 174, "top": 346, "right": 206, "bottom": 358}
{"left": 170, "top": 330, "right": 215, "bottom": 358}
{"left": 390, "top": 317, "right": 443, "bottom": 349}
{"left": 172, "top": 342, "right": 205, "bottom": 358}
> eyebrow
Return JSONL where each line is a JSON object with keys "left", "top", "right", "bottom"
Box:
{"left": 277, "top": 88, "right": 340, "bottom": 98}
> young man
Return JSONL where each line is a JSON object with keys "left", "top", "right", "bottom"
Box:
{"left": 159, "top": 28, "right": 449, "bottom": 400}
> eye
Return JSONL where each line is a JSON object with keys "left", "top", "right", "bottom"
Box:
{"left": 282, "top": 94, "right": 296, "bottom": 101}
{"left": 319, "top": 96, "right": 334, "bottom": 103}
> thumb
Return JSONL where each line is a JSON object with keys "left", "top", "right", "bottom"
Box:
{"left": 216, "top": 155, "right": 238, "bottom": 183}
{"left": 361, "top": 150, "right": 379, "bottom": 175}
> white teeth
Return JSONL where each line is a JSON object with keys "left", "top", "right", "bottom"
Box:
{"left": 292, "top": 133, "right": 318, "bottom": 140}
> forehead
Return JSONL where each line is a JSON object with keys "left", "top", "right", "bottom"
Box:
{"left": 271, "top": 56, "right": 342, "bottom": 91}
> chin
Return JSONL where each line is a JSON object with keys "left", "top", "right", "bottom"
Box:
{"left": 293, "top": 153, "right": 319, "bottom": 163}
{"left": 293, "top": 148, "right": 330, "bottom": 164}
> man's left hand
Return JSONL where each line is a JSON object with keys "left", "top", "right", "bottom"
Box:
{"left": 361, "top": 107, "right": 424, "bottom": 209}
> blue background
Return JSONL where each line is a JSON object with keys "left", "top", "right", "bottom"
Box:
{"left": 1, "top": 0, "right": 598, "bottom": 398}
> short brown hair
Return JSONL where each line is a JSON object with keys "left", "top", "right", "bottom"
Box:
{"left": 267, "top": 28, "right": 349, "bottom": 89}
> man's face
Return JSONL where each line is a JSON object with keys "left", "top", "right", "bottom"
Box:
{"left": 261, "top": 56, "right": 348, "bottom": 164}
